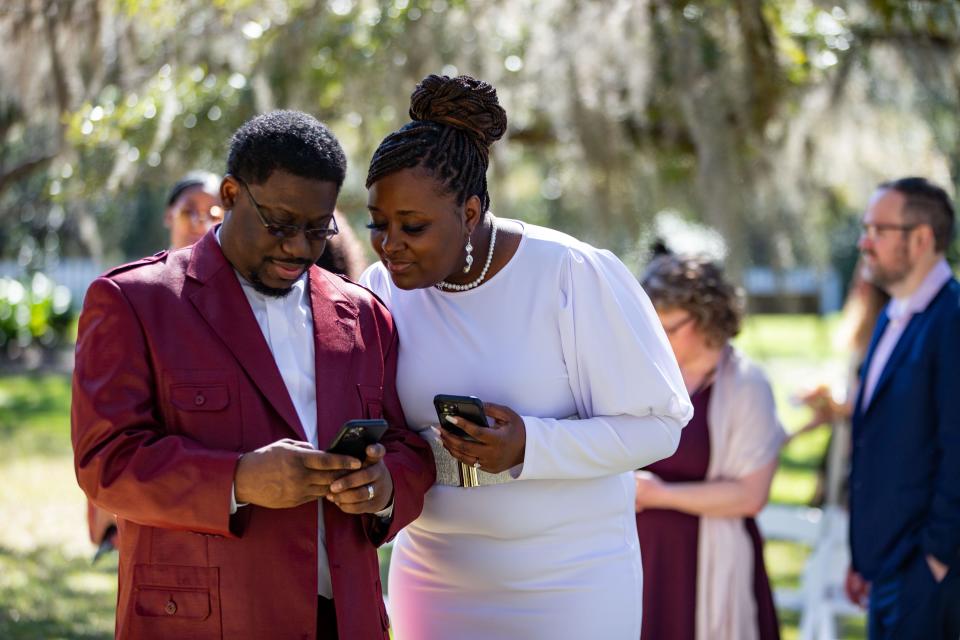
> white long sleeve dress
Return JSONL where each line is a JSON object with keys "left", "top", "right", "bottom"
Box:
{"left": 361, "top": 222, "right": 692, "bottom": 640}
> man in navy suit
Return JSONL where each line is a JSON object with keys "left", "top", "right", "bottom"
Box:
{"left": 848, "top": 177, "right": 960, "bottom": 639}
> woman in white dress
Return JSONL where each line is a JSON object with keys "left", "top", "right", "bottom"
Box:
{"left": 358, "top": 74, "right": 692, "bottom": 640}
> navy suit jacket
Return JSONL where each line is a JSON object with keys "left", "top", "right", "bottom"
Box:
{"left": 849, "top": 277, "right": 960, "bottom": 581}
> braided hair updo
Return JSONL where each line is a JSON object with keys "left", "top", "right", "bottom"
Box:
{"left": 366, "top": 75, "right": 507, "bottom": 213}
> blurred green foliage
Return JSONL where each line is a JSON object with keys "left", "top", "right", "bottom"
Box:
{"left": 0, "top": 275, "right": 74, "bottom": 358}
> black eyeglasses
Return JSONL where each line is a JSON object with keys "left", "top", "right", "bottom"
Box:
{"left": 860, "top": 222, "right": 917, "bottom": 241}
{"left": 236, "top": 177, "right": 339, "bottom": 241}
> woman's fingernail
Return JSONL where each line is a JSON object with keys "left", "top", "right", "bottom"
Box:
{"left": 331, "top": 483, "right": 342, "bottom": 492}
{"left": 444, "top": 415, "right": 460, "bottom": 425}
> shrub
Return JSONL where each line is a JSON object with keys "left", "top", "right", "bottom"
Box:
{"left": 0, "top": 274, "right": 75, "bottom": 357}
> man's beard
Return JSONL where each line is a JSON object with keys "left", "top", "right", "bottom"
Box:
{"left": 861, "top": 249, "right": 911, "bottom": 292}
{"left": 247, "top": 259, "right": 311, "bottom": 298}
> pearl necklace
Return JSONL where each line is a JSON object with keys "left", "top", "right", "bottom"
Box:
{"left": 435, "top": 222, "right": 498, "bottom": 292}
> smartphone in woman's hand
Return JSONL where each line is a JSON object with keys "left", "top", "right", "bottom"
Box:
{"left": 433, "top": 394, "right": 487, "bottom": 442}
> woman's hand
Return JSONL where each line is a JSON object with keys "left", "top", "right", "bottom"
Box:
{"left": 437, "top": 402, "right": 526, "bottom": 474}
{"left": 786, "top": 385, "right": 847, "bottom": 442}
{"left": 797, "top": 385, "right": 844, "bottom": 425}
{"left": 634, "top": 470, "right": 664, "bottom": 513}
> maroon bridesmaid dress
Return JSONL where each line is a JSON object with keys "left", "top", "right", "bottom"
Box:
{"left": 635, "top": 384, "right": 780, "bottom": 640}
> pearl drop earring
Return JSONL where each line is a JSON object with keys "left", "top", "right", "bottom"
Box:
{"left": 436, "top": 222, "right": 498, "bottom": 292}
{"left": 463, "top": 237, "right": 474, "bottom": 274}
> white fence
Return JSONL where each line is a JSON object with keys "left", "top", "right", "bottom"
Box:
{"left": 744, "top": 267, "right": 844, "bottom": 313}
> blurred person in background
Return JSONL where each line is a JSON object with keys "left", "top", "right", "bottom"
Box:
{"left": 163, "top": 171, "right": 223, "bottom": 250}
{"left": 789, "top": 259, "right": 889, "bottom": 506}
{"left": 847, "top": 176, "right": 960, "bottom": 639}
{"left": 86, "top": 170, "right": 223, "bottom": 560}
{"left": 636, "top": 253, "right": 785, "bottom": 640}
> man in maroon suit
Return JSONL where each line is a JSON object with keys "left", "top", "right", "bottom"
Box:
{"left": 71, "top": 111, "right": 435, "bottom": 639}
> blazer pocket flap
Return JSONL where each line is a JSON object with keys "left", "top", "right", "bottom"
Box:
{"left": 135, "top": 586, "right": 210, "bottom": 619}
{"left": 132, "top": 564, "right": 217, "bottom": 620}
{"left": 170, "top": 383, "right": 229, "bottom": 412}
{"left": 357, "top": 384, "right": 383, "bottom": 419}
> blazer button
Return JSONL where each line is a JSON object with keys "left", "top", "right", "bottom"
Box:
{"left": 194, "top": 393, "right": 205, "bottom": 406}
{"left": 164, "top": 600, "right": 177, "bottom": 615}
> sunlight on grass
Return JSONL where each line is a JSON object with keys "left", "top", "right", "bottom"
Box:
{"left": 765, "top": 540, "right": 811, "bottom": 592}
{"left": 779, "top": 610, "right": 801, "bottom": 640}
{"left": 770, "top": 467, "right": 818, "bottom": 506}
{"left": 771, "top": 427, "right": 832, "bottom": 505}
{"left": 782, "top": 426, "right": 832, "bottom": 467}
{"left": 736, "top": 313, "right": 842, "bottom": 362}
{"left": 62, "top": 570, "right": 117, "bottom": 595}
{"left": 0, "top": 374, "right": 73, "bottom": 461}
{"left": 0, "top": 374, "right": 117, "bottom": 639}
{"left": 0, "top": 459, "right": 91, "bottom": 556}
{"left": 0, "top": 545, "right": 117, "bottom": 639}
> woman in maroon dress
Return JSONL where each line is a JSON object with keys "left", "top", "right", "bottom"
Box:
{"left": 636, "top": 254, "right": 785, "bottom": 640}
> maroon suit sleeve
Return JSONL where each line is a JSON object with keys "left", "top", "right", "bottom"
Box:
{"left": 363, "top": 302, "right": 435, "bottom": 545}
{"left": 71, "top": 277, "right": 241, "bottom": 536}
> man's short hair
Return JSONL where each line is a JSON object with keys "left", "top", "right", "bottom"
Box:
{"left": 880, "top": 176, "right": 956, "bottom": 253}
{"left": 227, "top": 110, "right": 347, "bottom": 189}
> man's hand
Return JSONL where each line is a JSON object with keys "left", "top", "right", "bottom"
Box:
{"left": 926, "top": 554, "right": 948, "bottom": 583}
{"left": 234, "top": 439, "right": 361, "bottom": 509}
{"left": 845, "top": 566, "right": 870, "bottom": 609}
{"left": 326, "top": 443, "right": 394, "bottom": 515}
{"left": 438, "top": 402, "right": 526, "bottom": 474}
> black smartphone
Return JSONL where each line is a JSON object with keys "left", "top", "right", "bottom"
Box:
{"left": 326, "top": 419, "right": 389, "bottom": 460}
{"left": 433, "top": 394, "right": 487, "bottom": 442}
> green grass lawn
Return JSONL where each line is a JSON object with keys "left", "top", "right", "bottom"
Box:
{"left": 0, "top": 314, "right": 868, "bottom": 638}
{"left": 0, "top": 373, "right": 118, "bottom": 639}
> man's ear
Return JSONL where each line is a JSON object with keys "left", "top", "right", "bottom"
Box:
{"left": 913, "top": 223, "right": 936, "bottom": 255}
{"left": 463, "top": 194, "right": 483, "bottom": 234}
{"left": 220, "top": 175, "right": 239, "bottom": 209}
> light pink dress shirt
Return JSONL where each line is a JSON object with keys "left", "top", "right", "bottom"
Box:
{"left": 861, "top": 258, "right": 953, "bottom": 409}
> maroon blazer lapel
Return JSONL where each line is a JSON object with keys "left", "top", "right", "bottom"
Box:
{"left": 309, "top": 268, "right": 360, "bottom": 450}
{"left": 185, "top": 231, "right": 308, "bottom": 441}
